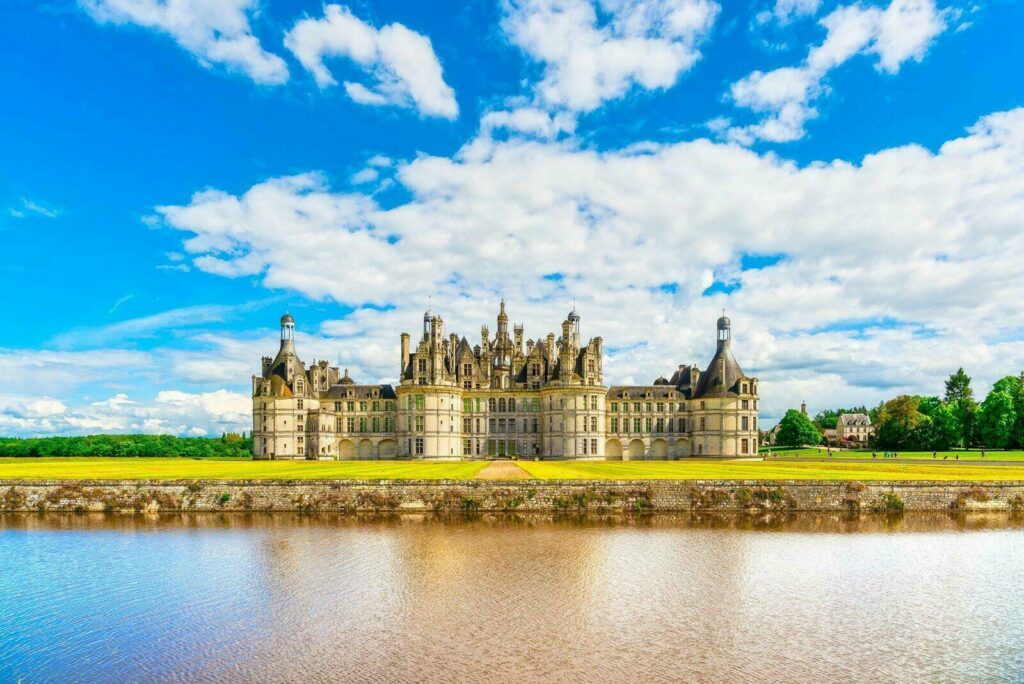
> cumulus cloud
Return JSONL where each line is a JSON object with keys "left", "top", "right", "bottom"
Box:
{"left": 756, "top": 0, "right": 823, "bottom": 25}
{"left": 80, "top": 0, "right": 289, "bottom": 84}
{"left": 729, "top": 0, "right": 948, "bottom": 143}
{"left": 153, "top": 107, "right": 1024, "bottom": 424}
{"left": 284, "top": 4, "right": 458, "bottom": 119}
{"left": 501, "top": 0, "right": 720, "bottom": 111}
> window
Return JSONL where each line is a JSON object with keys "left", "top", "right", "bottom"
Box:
{"left": 633, "top": 418, "right": 641, "bottom": 432}
{"left": 582, "top": 439, "right": 588, "bottom": 455}
{"left": 384, "top": 417, "right": 393, "bottom": 432}
{"left": 499, "top": 398, "right": 506, "bottom": 412}
{"left": 655, "top": 418, "right": 664, "bottom": 433}
{"left": 611, "top": 417, "right": 619, "bottom": 432}
{"left": 335, "top": 417, "right": 343, "bottom": 432}
{"left": 489, "top": 418, "right": 496, "bottom": 432}
{"left": 633, "top": 403, "right": 641, "bottom": 412}
{"left": 742, "top": 438, "right": 749, "bottom": 453}
{"left": 645, "top": 418, "right": 652, "bottom": 432}
{"left": 752, "top": 417, "right": 757, "bottom": 429}
{"left": 489, "top": 398, "right": 497, "bottom": 411}
{"left": 591, "top": 439, "right": 597, "bottom": 455}
{"left": 509, "top": 398, "right": 516, "bottom": 412}
{"left": 415, "top": 438, "right": 424, "bottom": 455}
{"left": 386, "top": 401, "right": 394, "bottom": 411}
{"left": 742, "top": 400, "right": 749, "bottom": 410}
{"left": 464, "top": 398, "right": 472, "bottom": 413}
{"left": 297, "top": 399, "right": 304, "bottom": 410}
{"left": 463, "top": 363, "right": 472, "bottom": 376}
{"left": 372, "top": 401, "right": 380, "bottom": 412}
{"left": 741, "top": 416, "right": 749, "bottom": 430}
{"left": 418, "top": 359, "right": 427, "bottom": 373}
{"left": 509, "top": 419, "right": 516, "bottom": 433}
{"left": 590, "top": 416, "right": 597, "bottom": 432}
{"left": 680, "top": 418, "right": 686, "bottom": 432}
{"left": 334, "top": 402, "right": 341, "bottom": 412}
{"left": 415, "top": 395, "right": 425, "bottom": 410}
{"left": 415, "top": 416, "right": 424, "bottom": 432}
{"left": 475, "top": 440, "right": 482, "bottom": 455}
{"left": 532, "top": 398, "right": 541, "bottom": 412}
{"left": 532, "top": 418, "right": 539, "bottom": 433}
{"left": 611, "top": 402, "right": 618, "bottom": 412}
{"left": 590, "top": 396, "right": 598, "bottom": 410}
{"left": 347, "top": 417, "right": 355, "bottom": 432}
{"left": 531, "top": 364, "right": 540, "bottom": 376}
{"left": 359, "top": 401, "right": 367, "bottom": 411}
{"left": 296, "top": 381, "right": 303, "bottom": 393}
{"left": 464, "top": 417, "right": 472, "bottom": 432}
{"left": 700, "top": 417, "right": 706, "bottom": 430}
{"left": 347, "top": 401, "right": 355, "bottom": 411}
{"left": 742, "top": 383, "right": 748, "bottom": 394}
{"left": 463, "top": 439, "right": 471, "bottom": 455}
{"left": 487, "top": 440, "right": 496, "bottom": 456}
{"left": 359, "top": 418, "right": 367, "bottom": 433}
{"left": 645, "top": 402, "right": 652, "bottom": 412}
{"left": 701, "top": 401, "right": 706, "bottom": 410}
{"left": 372, "top": 417, "right": 380, "bottom": 432}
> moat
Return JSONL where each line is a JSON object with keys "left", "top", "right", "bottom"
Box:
{"left": 3, "top": 513, "right": 1024, "bottom": 682}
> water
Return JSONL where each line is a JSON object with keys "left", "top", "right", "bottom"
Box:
{"left": 2, "top": 513, "right": 1024, "bottom": 683}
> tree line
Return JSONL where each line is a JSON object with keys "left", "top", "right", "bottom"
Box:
{"left": 772, "top": 368, "right": 1024, "bottom": 450}
{"left": 0, "top": 433, "right": 253, "bottom": 458}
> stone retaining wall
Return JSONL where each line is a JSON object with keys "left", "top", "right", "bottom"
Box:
{"left": 3, "top": 480, "right": 1024, "bottom": 514}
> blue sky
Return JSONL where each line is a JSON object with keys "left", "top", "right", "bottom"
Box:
{"left": 1, "top": 0, "right": 1023, "bottom": 435}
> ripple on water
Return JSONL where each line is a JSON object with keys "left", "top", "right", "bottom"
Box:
{"left": 2, "top": 513, "right": 1024, "bottom": 683}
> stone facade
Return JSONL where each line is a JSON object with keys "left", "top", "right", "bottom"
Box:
{"left": 252, "top": 303, "right": 760, "bottom": 459}
{"left": 4, "top": 480, "right": 1023, "bottom": 514}
{"left": 837, "top": 413, "right": 873, "bottom": 444}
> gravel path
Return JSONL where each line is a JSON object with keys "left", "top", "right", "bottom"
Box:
{"left": 475, "top": 461, "right": 532, "bottom": 479}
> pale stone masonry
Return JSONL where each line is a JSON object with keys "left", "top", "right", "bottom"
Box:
{"left": 252, "top": 303, "right": 760, "bottom": 459}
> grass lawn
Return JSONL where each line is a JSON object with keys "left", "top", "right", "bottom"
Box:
{"left": 0, "top": 458, "right": 489, "bottom": 481}
{"left": 762, "top": 449, "right": 1024, "bottom": 461}
{"left": 515, "top": 459, "right": 1024, "bottom": 481}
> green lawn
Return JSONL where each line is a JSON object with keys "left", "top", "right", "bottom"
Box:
{"left": 762, "top": 448, "right": 1024, "bottom": 461}
{"left": 0, "top": 458, "right": 488, "bottom": 481}
{"left": 514, "top": 459, "right": 1024, "bottom": 481}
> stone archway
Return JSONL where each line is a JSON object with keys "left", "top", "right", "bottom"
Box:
{"left": 652, "top": 439, "right": 668, "bottom": 459}
{"left": 605, "top": 439, "right": 623, "bottom": 460}
{"left": 674, "top": 439, "right": 690, "bottom": 458}
{"left": 337, "top": 439, "right": 355, "bottom": 459}
{"left": 378, "top": 439, "right": 397, "bottom": 458}
{"left": 358, "top": 439, "right": 374, "bottom": 459}
{"left": 628, "top": 439, "right": 645, "bottom": 460}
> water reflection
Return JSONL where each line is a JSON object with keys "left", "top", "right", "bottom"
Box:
{"left": 2, "top": 513, "right": 1024, "bottom": 683}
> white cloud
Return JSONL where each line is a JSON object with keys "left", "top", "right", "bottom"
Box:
{"left": 501, "top": 0, "right": 720, "bottom": 111}
{"left": 757, "top": 0, "right": 822, "bottom": 25}
{"left": 8, "top": 197, "right": 61, "bottom": 219}
{"left": 80, "top": 0, "right": 288, "bottom": 84}
{"left": 284, "top": 4, "right": 458, "bottom": 119}
{"left": 730, "top": 0, "right": 948, "bottom": 143}
{"left": 151, "top": 107, "right": 1024, "bottom": 425}
{"left": 480, "top": 107, "right": 577, "bottom": 140}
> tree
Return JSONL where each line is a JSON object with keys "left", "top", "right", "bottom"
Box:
{"left": 978, "top": 376, "right": 1022, "bottom": 448}
{"left": 944, "top": 368, "right": 973, "bottom": 404}
{"left": 775, "top": 409, "right": 823, "bottom": 447}
{"left": 872, "top": 395, "right": 924, "bottom": 450}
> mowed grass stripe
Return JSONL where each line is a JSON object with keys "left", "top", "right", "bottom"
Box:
{"left": 0, "top": 458, "right": 489, "bottom": 481}
{"left": 763, "top": 449, "right": 1024, "bottom": 461}
{"left": 514, "top": 460, "right": 1024, "bottom": 481}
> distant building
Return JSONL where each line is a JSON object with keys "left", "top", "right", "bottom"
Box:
{"left": 251, "top": 303, "right": 760, "bottom": 459}
{"left": 836, "top": 413, "right": 873, "bottom": 444}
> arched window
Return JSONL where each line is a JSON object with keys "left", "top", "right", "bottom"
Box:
{"left": 488, "top": 398, "right": 496, "bottom": 411}
{"left": 498, "top": 398, "right": 506, "bottom": 412}
{"left": 508, "top": 398, "right": 516, "bottom": 412}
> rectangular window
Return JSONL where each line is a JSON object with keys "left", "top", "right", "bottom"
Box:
{"left": 335, "top": 417, "right": 343, "bottom": 432}
{"left": 742, "top": 438, "right": 749, "bottom": 454}
{"left": 347, "top": 417, "right": 355, "bottom": 432}
{"left": 372, "top": 417, "right": 380, "bottom": 432}
{"left": 297, "top": 399, "right": 304, "bottom": 410}
{"left": 611, "top": 402, "right": 618, "bottom": 413}
{"left": 463, "top": 439, "right": 471, "bottom": 455}
{"left": 415, "top": 416, "right": 424, "bottom": 432}
{"left": 347, "top": 401, "right": 355, "bottom": 412}
{"left": 655, "top": 418, "right": 664, "bottom": 433}
{"left": 508, "top": 440, "right": 516, "bottom": 456}
{"left": 415, "top": 438, "right": 424, "bottom": 455}
{"left": 509, "top": 419, "right": 516, "bottom": 433}
{"left": 532, "top": 418, "right": 539, "bottom": 433}
{"left": 591, "top": 439, "right": 597, "bottom": 455}
{"left": 384, "top": 417, "right": 393, "bottom": 432}
{"left": 742, "top": 399, "right": 749, "bottom": 409}
{"left": 386, "top": 401, "right": 394, "bottom": 411}
{"left": 657, "top": 402, "right": 664, "bottom": 412}
{"left": 582, "top": 439, "right": 588, "bottom": 455}
{"left": 464, "top": 417, "right": 472, "bottom": 432}
{"left": 489, "top": 418, "right": 496, "bottom": 432}
{"left": 633, "top": 403, "right": 641, "bottom": 413}
{"left": 645, "top": 418, "right": 652, "bottom": 432}
{"left": 334, "top": 402, "right": 341, "bottom": 412}
{"left": 418, "top": 359, "right": 427, "bottom": 372}
{"left": 611, "top": 417, "right": 619, "bottom": 433}
{"left": 700, "top": 417, "right": 706, "bottom": 430}
{"left": 590, "top": 416, "right": 597, "bottom": 432}
{"left": 742, "top": 416, "right": 749, "bottom": 430}
{"left": 464, "top": 398, "right": 472, "bottom": 413}
{"left": 372, "top": 401, "right": 380, "bottom": 412}
{"left": 590, "top": 396, "right": 598, "bottom": 410}
{"left": 633, "top": 418, "right": 641, "bottom": 432}
{"left": 359, "top": 401, "right": 367, "bottom": 411}
{"left": 645, "top": 402, "right": 652, "bottom": 412}
{"left": 359, "top": 418, "right": 367, "bottom": 433}
{"left": 415, "top": 395, "right": 425, "bottom": 410}
{"left": 498, "top": 418, "right": 506, "bottom": 432}
{"left": 532, "top": 398, "right": 541, "bottom": 412}
{"left": 487, "top": 440, "right": 496, "bottom": 456}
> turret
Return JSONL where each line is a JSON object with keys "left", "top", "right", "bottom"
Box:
{"left": 400, "top": 332, "right": 410, "bottom": 375}
{"left": 497, "top": 299, "right": 508, "bottom": 339}
{"left": 717, "top": 314, "right": 731, "bottom": 350}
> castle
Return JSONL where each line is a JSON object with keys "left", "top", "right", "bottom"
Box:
{"left": 252, "top": 303, "right": 760, "bottom": 459}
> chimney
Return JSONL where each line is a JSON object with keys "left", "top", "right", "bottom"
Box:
{"left": 400, "top": 333, "right": 410, "bottom": 376}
